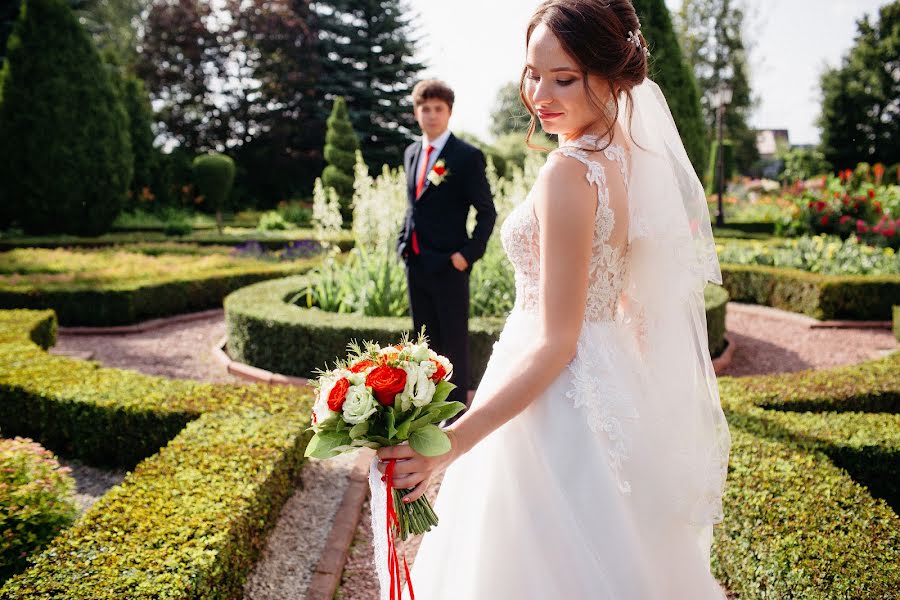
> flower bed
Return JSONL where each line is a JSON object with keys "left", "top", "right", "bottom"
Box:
{"left": 714, "top": 352, "right": 900, "bottom": 598}
{"left": 225, "top": 276, "right": 730, "bottom": 389}
{"left": 0, "top": 309, "right": 315, "bottom": 595}
{"left": 0, "top": 248, "right": 321, "bottom": 326}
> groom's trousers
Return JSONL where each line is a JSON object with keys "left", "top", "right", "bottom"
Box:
{"left": 405, "top": 255, "right": 471, "bottom": 413}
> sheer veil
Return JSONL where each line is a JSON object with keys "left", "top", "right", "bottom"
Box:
{"left": 616, "top": 78, "right": 730, "bottom": 536}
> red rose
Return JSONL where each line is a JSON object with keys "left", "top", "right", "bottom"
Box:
{"left": 349, "top": 359, "right": 374, "bottom": 373}
{"left": 366, "top": 365, "right": 407, "bottom": 406}
{"left": 868, "top": 189, "right": 876, "bottom": 199}
{"left": 874, "top": 201, "right": 882, "bottom": 213}
{"left": 429, "top": 358, "right": 447, "bottom": 382}
{"left": 856, "top": 219, "right": 868, "bottom": 233}
{"left": 839, "top": 215, "right": 851, "bottom": 225}
{"left": 433, "top": 164, "right": 446, "bottom": 176}
{"left": 328, "top": 378, "right": 350, "bottom": 412}
{"left": 885, "top": 228, "right": 896, "bottom": 237}
{"left": 820, "top": 215, "right": 829, "bottom": 226}
{"left": 815, "top": 201, "right": 827, "bottom": 212}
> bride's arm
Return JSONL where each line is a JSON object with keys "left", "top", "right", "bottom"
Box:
{"left": 377, "top": 154, "right": 602, "bottom": 503}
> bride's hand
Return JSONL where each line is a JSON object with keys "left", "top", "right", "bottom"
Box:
{"left": 375, "top": 430, "right": 460, "bottom": 504}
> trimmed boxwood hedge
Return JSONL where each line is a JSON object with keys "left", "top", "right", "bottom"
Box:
{"left": 0, "top": 309, "right": 315, "bottom": 595}
{"left": 721, "top": 263, "right": 900, "bottom": 320}
{"left": 0, "top": 231, "right": 355, "bottom": 252}
{"left": 713, "top": 352, "right": 900, "bottom": 598}
{"left": 226, "top": 276, "right": 730, "bottom": 389}
{"left": 0, "top": 263, "right": 318, "bottom": 327}
{"left": 705, "top": 284, "right": 728, "bottom": 357}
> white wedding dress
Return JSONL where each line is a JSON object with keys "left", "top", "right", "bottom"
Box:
{"left": 404, "top": 134, "right": 729, "bottom": 599}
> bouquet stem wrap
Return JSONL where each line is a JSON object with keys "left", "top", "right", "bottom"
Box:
{"left": 370, "top": 457, "right": 415, "bottom": 600}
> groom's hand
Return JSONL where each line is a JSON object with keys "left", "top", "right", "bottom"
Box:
{"left": 450, "top": 252, "right": 469, "bottom": 271}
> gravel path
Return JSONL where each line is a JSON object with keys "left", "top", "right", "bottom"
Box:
{"left": 719, "top": 303, "right": 897, "bottom": 376}
{"left": 52, "top": 310, "right": 241, "bottom": 383}
{"left": 35, "top": 303, "right": 898, "bottom": 600}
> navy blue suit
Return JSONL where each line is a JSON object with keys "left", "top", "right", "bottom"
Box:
{"left": 397, "top": 134, "right": 496, "bottom": 406}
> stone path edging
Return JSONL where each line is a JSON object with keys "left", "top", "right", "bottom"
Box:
{"left": 305, "top": 449, "right": 374, "bottom": 600}
{"left": 59, "top": 308, "right": 225, "bottom": 335}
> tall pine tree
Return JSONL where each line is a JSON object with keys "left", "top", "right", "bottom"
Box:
{"left": 0, "top": 0, "right": 132, "bottom": 235}
{"left": 818, "top": 2, "right": 899, "bottom": 170}
{"left": 631, "top": 0, "right": 707, "bottom": 177}
{"left": 311, "top": 0, "right": 425, "bottom": 171}
{"left": 676, "top": 0, "right": 758, "bottom": 173}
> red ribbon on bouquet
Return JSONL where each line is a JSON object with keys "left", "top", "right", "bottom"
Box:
{"left": 382, "top": 459, "right": 415, "bottom": 600}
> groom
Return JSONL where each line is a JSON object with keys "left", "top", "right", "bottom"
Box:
{"left": 397, "top": 79, "right": 496, "bottom": 412}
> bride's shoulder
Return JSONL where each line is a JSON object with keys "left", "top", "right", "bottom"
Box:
{"left": 531, "top": 151, "right": 599, "bottom": 222}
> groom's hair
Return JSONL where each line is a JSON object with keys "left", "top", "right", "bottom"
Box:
{"left": 412, "top": 79, "right": 455, "bottom": 110}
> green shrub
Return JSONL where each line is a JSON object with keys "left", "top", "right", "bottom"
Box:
{"left": 721, "top": 263, "right": 900, "bottom": 320}
{"left": 706, "top": 139, "right": 735, "bottom": 195}
{"left": 192, "top": 153, "right": 236, "bottom": 235}
{"left": 257, "top": 211, "right": 291, "bottom": 232}
{"left": 322, "top": 96, "right": 359, "bottom": 221}
{"left": 0, "top": 0, "right": 132, "bottom": 236}
{"left": 705, "top": 285, "right": 728, "bottom": 356}
{"left": 717, "top": 235, "right": 899, "bottom": 276}
{"left": 0, "top": 309, "right": 316, "bottom": 597}
{"left": 713, "top": 353, "right": 900, "bottom": 598}
{"left": 0, "top": 436, "right": 78, "bottom": 581}
{"left": 227, "top": 276, "right": 729, "bottom": 390}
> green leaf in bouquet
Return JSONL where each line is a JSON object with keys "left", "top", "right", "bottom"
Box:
{"left": 304, "top": 431, "right": 353, "bottom": 459}
{"left": 349, "top": 421, "right": 369, "bottom": 439}
{"left": 367, "top": 435, "right": 392, "bottom": 446}
{"left": 386, "top": 407, "right": 397, "bottom": 440}
{"left": 394, "top": 407, "right": 421, "bottom": 441}
{"left": 432, "top": 380, "right": 456, "bottom": 403}
{"left": 428, "top": 401, "right": 466, "bottom": 424}
{"left": 409, "top": 424, "right": 452, "bottom": 457}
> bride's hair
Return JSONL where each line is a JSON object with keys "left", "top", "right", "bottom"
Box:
{"left": 520, "top": 0, "right": 649, "bottom": 150}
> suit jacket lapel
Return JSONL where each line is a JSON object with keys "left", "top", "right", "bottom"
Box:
{"left": 418, "top": 134, "right": 456, "bottom": 200}
{"left": 407, "top": 141, "right": 422, "bottom": 201}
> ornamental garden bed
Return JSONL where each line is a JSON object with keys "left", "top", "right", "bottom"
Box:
{"left": 224, "top": 276, "right": 729, "bottom": 390}
{"left": 0, "top": 247, "right": 322, "bottom": 326}
{"left": 0, "top": 309, "right": 315, "bottom": 596}
{"left": 713, "top": 352, "right": 899, "bottom": 598}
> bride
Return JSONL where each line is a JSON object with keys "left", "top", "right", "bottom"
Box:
{"left": 376, "top": 0, "right": 731, "bottom": 597}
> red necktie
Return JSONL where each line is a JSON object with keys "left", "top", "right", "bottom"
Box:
{"left": 411, "top": 144, "right": 435, "bottom": 255}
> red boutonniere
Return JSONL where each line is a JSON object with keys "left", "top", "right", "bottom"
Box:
{"left": 427, "top": 159, "right": 449, "bottom": 186}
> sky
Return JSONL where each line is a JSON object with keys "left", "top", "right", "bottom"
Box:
{"left": 404, "top": 0, "right": 888, "bottom": 146}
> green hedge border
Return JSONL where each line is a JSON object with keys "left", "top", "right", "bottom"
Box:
{"left": 714, "top": 353, "right": 900, "bottom": 597}
{"left": 0, "top": 309, "right": 314, "bottom": 596}
{"left": 225, "top": 276, "right": 730, "bottom": 389}
{"left": 0, "top": 232, "right": 354, "bottom": 252}
{"left": 721, "top": 263, "right": 900, "bottom": 320}
{"left": 0, "top": 261, "right": 319, "bottom": 326}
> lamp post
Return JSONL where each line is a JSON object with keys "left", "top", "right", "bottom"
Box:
{"left": 712, "top": 85, "right": 733, "bottom": 228}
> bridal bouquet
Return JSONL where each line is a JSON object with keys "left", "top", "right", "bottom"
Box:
{"left": 304, "top": 335, "right": 465, "bottom": 541}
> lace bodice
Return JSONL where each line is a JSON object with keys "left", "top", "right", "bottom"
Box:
{"left": 500, "top": 136, "right": 630, "bottom": 323}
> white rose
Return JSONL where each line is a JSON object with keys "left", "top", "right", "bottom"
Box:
{"left": 341, "top": 384, "right": 378, "bottom": 425}
{"left": 348, "top": 371, "right": 366, "bottom": 386}
{"left": 410, "top": 365, "right": 436, "bottom": 408}
{"left": 313, "top": 376, "right": 339, "bottom": 425}
{"left": 408, "top": 343, "right": 430, "bottom": 362}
